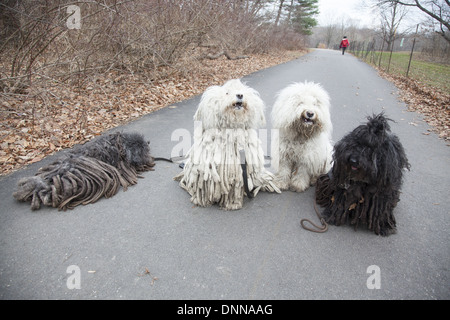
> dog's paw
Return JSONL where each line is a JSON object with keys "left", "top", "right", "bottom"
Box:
{"left": 274, "top": 179, "right": 289, "bottom": 191}
{"left": 289, "top": 178, "right": 310, "bottom": 193}
{"left": 221, "top": 203, "right": 243, "bottom": 211}
{"left": 377, "top": 225, "right": 397, "bottom": 237}
{"left": 289, "top": 183, "right": 309, "bottom": 193}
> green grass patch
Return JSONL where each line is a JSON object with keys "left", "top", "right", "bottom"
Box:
{"left": 355, "top": 51, "right": 450, "bottom": 93}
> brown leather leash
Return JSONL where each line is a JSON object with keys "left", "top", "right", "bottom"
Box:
{"left": 300, "top": 194, "right": 328, "bottom": 233}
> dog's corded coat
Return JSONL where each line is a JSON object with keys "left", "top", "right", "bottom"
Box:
{"left": 174, "top": 79, "right": 280, "bottom": 210}
{"left": 13, "top": 132, "right": 155, "bottom": 211}
{"left": 315, "top": 113, "right": 410, "bottom": 236}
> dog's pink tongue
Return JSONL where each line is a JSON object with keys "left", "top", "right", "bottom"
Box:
{"left": 351, "top": 166, "right": 358, "bottom": 171}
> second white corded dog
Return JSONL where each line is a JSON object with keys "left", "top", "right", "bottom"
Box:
{"left": 271, "top": 81, "right": 333, "bottom": 192}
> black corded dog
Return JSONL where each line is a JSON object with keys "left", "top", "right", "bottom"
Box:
{"left": 314, "top": 113, "right": 410, "bottom": 236}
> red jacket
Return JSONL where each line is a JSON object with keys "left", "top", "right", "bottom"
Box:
{"left": 340, "top": 39, "right": 349, "bottom": 48}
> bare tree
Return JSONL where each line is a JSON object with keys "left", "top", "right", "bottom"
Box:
{"left": 383, "top": 0, "right": 450, "bottom": 43}
{"left": 373, "top": 0, "right": 409, "bottom": 51}
{"left": 275, "top": 0, "right": 286, "bottom": 26}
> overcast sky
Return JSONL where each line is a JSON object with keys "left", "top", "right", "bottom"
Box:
{"left": 316, "top": 0, "right": 426, "bottom": 32}
{"left": 316, "top": 0, "right": 376, "bottom": 28}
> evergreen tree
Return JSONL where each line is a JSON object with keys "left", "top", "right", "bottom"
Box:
{"left": 288, "top": 0, "right": 319, "bottom": 35}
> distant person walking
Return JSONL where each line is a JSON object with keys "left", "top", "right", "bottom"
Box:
{"left": 340, "top": 36, "right": 349, "bottom": 55}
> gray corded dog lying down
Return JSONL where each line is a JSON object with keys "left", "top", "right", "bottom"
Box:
{"left": 13, "top": 132, "right": 155, "bottom": 211}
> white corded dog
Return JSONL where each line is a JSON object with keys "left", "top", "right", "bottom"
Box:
{"left": 271, "top": 82, "right": 333, "bottom": 192}
{"left": 174, "top": 79, "right": 280, "bottom": 210}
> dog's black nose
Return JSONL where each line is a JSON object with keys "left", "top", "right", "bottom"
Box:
{"left": 306, "top": 111, "right": 315, "bottom": 118}
{"left": 349, "top": 157, "right": 358, "bottom": 166}
{"left": 236, "top": 94, "right": 243, "bottom": 100}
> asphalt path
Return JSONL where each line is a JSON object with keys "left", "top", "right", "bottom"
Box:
{"left": 0, "top": 49, "right": 449, "bottom": 300}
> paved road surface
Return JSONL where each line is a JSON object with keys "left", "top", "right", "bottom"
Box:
{"left": 0, "top": 49, "right": 449, "bottom": 300}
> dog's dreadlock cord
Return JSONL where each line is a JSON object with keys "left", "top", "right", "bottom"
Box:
{"left": 157, "top": 153, "right": 256, "bottom": 198}
{"left": 153, "top": 157, "right": 174, "bottom": 162}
